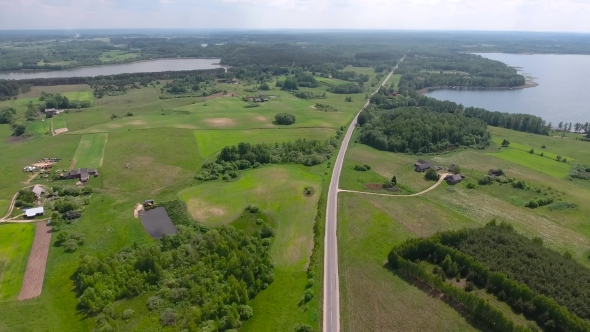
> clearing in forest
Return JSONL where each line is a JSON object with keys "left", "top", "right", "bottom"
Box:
{"left": 71, "top": 133, "right": 108, "bottom": 169}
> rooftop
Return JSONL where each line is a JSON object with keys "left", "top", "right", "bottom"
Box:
{"left": 25, "top": 207, "right": 44, "bottom": 217}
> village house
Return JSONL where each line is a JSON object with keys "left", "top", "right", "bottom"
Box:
{"left": 64, "top": 168, "right": 99, "bottom": 182}
{"left": 445, "top": 174, "right": 466, "bottom": 185}
{"left": 31, "top": 185, "right": 45, "bottom": 200}
{"left": 44, "top": 108, "right": 60, "bottom": 117}
{"left": 25, "top": 207, "right": 44, "bottom": 218}
{"left": 414, "top": 159, "right": 432, "bottom": 172}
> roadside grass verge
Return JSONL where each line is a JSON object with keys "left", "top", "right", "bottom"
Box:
{"left": 486, "top": 148, "right": 571, "bottom": 178}
{"left": 0, "top": 223, "right": 36, "bottom": 301}
{"left": 338, "top": 192, "right": 478, "bottom": 332}
{"left": 194, "top": 128, "right": 336, "bottom": 158}
{"left": 71, "top": 133, "right": 108, "bottom": 169}
{"left": 178, "top": 165, "right": 322, "bottom": 331}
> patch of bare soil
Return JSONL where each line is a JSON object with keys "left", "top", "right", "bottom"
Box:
{"left": 18, "top": 222, "right": 52, "bottom": 301}
{"left": 53, "top": 128, "right": 69, "bottom": 135}
{"left": 128, "top": 120, "right": 147, "bottom": 126}
{"left": 364, "top": 183, "right": 383, "bottom": 190}
{"left": 134, "top": 203, "right": 144, "bottom": 218}
{"left": 204, "top": 118, "right": 236, "bottom": 127}
{"left": 8, "top": 136, "right": 31, "bottom": 143}
{"left": 253, "top": 116, "right": 268, "bottom": 122}
{"left": 187, "top": 198, "right": 227, "bottom": 221}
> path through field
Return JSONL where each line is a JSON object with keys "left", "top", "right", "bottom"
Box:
{"left": 339, "top": 173, "right": 450, "bottom": 197}
{"left": 18, "top": 221, "right": 52, "bottom": 301}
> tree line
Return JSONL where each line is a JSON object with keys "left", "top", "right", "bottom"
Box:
{"left": 75, "top": 200, "right": 274, "bottom": 331}
{"left": 370, "top": 86, "right": 550, "bottom": 135}
{"left": 358, "top": 105, "right": 490, "bottom": 153}
{"left": 389, "top": 222, "right": 590, "bottom": 332}
{"left": 197, "top": 139, "right": 337, "bottom": 181}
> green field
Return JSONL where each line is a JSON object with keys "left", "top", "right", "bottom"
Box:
{"left": 338, "top": 192, "right": 478, "bottom": 331}
{"left": 486, "top": 148, "right": 572, "bottom": 178}
{"left": 62, "top": 90, "right": 94, "bottom": 102}
{"left": 99, "top": 50, "right": 139, "bottom": 62}
{"left": 0, "top": 223, "right": 36, "bottom": 301}
{"left": 51, "top": 116, "right": 67, "bottom": 130}
{"left": 26, "top": 119, "right": 51, "bottom": 136}
{"left": 71, "top": 133, "right": 108, "bottom": 169}
{"left": 179, "top": 165, "right": 323, "bottom": 331}
{"left": 491, "top": 137, "right": 574, "bottom": 161}
{"left": 194, "top": 128, "right": 335, "bottom": 158}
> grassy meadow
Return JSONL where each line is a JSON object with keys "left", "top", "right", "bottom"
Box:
{"left": 62, "top": 90, "right": 94, "bottom": 102}
{"left": 71, "top": 133, "right": 108, "bottom": 169}
{"left": 0, "top": 223, "right": 36, "bottom": 301}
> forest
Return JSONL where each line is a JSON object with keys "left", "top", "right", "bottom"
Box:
{"left": 389, "top": 222, "right": 590, "bottom": 332}
{"left": 357, "top": 105, "right": 490, "bottom": 153}
{"left": 370, "top": 87, "right": 550, "bottom": 135}
{"left": 75, "top": 200, "right": 274, "bottom": 332}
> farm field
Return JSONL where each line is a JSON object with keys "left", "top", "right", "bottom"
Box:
{"left": 99, "top": 50, "right": 139, "bottom": 62}
{"left": 194, "top": 128, "right": 335, "bottom": 158}
{"left": 0, "top": 223, "right": 36, "bottom": 301}
{"left": 71, "top": 133, "right": 108, "bottom": 169}
{"left": 179, "top": 165, "right": 323, "bottom": 331}
{"left": 51, "top": 116, "right": 67, "bottom": 131}
{"left": 486, "top": 147, "right": 572, "bottom": 178}
{"left": 338, "top": 192, "right": 478, "bottom": 332}
{"left": 62, "top": 90, "right": 94, "bottom": 102}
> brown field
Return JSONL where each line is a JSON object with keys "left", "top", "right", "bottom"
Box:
{"left": 204, "top": 118, "right": 236, "bottom": 127}
{"left": 18, "top": 222, "right": 52, "bottom": 301}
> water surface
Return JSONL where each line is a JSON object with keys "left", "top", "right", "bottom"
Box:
{"left": 0, "top": 58, "right": 222, "bottom": 80}
{"left": 424, "top": 53, "right": 590, "bottom": 125}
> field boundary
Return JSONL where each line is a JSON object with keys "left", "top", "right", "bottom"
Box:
{"left": 18, "top": 221, "right": 52, "bottom": 301}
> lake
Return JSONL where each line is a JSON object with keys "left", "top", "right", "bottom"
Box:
{"left": 424, "top": 53, "right": 590, "bottom": 125}
{"left": 0, "top": 58, "right": 222, "bottom": 80}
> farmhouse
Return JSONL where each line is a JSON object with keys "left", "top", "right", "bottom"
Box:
{"left": 31, "top": 185, "right": 45, "bottom": 200}
{"left": 64, "top": 168, "right": 99, "bottom": 182}
{"left": 445, "top": 174, "right": 465, "bottom": 185}
{"left": 25, "top": 207, "right": 44, "bottom": 218}
{"left": 44, "top": 108, "right": 60, "bottom": 116}
{"left": 414, "top": 159, "right": 432, "bottom": 172}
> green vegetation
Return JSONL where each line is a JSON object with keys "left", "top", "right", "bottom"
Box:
{"left": 275, "top": 113, "right": 296, "bottom": 125}
{"left": 359, "top": 106, "right": 489, "bottom": 153}
{"left": 62, "top": 90, "right": 94, "bottom": 102}
{"left": 486, "top": 148, "right": 572, "bottom": 178}
{"left": 72, "top": 133, "right": 108, "bottom": 169}
{"left": 0, "top": 223, "right": 36, "bottom": 301}
{"left": 389, "top": 222, "right": 590, "bottom": 331}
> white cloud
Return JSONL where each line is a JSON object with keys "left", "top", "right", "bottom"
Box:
{"left": 0, "top": 0, "right": 588, "bottom": 32}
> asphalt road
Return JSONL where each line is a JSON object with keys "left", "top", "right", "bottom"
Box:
{"left": 323, "top": 54, "right": 407, "bottom": 332}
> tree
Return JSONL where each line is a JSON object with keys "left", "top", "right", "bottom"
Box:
{"left": 11, "top": 121, "right": 26, "bottom": 136}
{"left": 274, "top": 113, "right": 296, "bottom": 125}
{"left": 392, "top": 175, "right": 397, "bottom": 185}
{"left": 452, "top": 165, "right": 462, "bottom": 175}
{"left": 501, "top": 139, "right": 510, "bottom": 147}
{"left": 425, "top": 168, "right": 439, "bottom": 181}
{"left": 558, "top": 121, "right": 563, "bottom": 131}
{"left": 557, "top": 156, "right": 562, "bottom": 161}
{"left": 259, "top": 82, "right": 270, "bottom": 91}
{"left": 529, "top": 149, "right": 535, "bottom": 154}
{"left": 281, "top": 78, "right": 298, "bottom": 91}
{"left": 0, "top": 107, "right": 16, "bottom": 124}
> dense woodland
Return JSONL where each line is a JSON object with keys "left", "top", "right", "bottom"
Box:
{"left": 358, "top": 106, "right": 490, "bottom": 153}
{"left": 369, "top": 87, "right": 550, "bottom": 135}
{"left": 75, "top": 200, "right": 274, "bottom": 331}
{"left": 389, "top": 222, "right": 590, "bottom": 332}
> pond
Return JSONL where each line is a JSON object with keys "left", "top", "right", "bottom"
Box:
{"left": 0, "top": 58, "right": 222, "bottom": 80}
{"left": 424, "top": 53, "right": 590, "bottom": 125}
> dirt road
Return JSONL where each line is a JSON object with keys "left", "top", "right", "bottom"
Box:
{"left": 18, "top": 221, "right": 52, "bottom": 301}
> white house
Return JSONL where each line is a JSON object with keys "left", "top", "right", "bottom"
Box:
{"left": 25, "top": 207, "right": 44, "bottom": 218}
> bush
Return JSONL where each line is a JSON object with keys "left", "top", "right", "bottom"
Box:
{"left": 302, "top": 289, "right": 314, "bottom": 303}
{"left": 160, "top": 309, "right": 177, "bottom": 326}
{"left": 122, "top": 309, "right": 134, "bottom": 321}
{"left": 466, "top": 183, "right": 476, "bottom": 189}
{"left": 62, "top": 210, "right": 82, "bottom": 220}
{"left": 293, "top": 323, "right": 315, "bottom": 332}
{"left": 274, "top": 113, "right": 296, "bottom": 125}
{"left": 146, "top": 296, "right": 163, "bottom": 311}
{"left": 465, "top": 281, "right": 474, "bottom": 292}
{"left": 110, "top": 114, "right": 118, "bottom": 120}
{"left": 303, "top": 186, "right": 315, "bottom": 197}
{"left": 542, "top": 145, "right": 546, "bottom": 148}
{"left": 424, "top": 168, "right": 439, "bottom": 181}
{"left": 354, "top": 165, "right": 367, "bottom": 171}
{"left": 246, "top": 205, "right": 259, "bottom": 213}
{"left": 64, "top": 239, "right": 79, "bottom": 252}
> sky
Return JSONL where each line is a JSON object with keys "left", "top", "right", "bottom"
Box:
{"left": 1, "top": 0, "right": 589, "bottom": 32}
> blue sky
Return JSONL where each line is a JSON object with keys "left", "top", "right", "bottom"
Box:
{"left": 1, "top": 0, "right": 589, "bottom": 32}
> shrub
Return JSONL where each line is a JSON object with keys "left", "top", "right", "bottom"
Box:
{"left": 274, "top": 113, "right": 296, "bottom": 125}
{"left": 146, "top": 296, "right": 163, "bottom": 311}
{"left": 526, "top": 200, "right": 539, "bottom": 209}
{"left": 512, "top": 180, "right": 526, "bottom": 190}
{"left": 110, "top": 114, "right": 118, "bottom": 120}
{"left": 465, "top": 281, "right": 474, "bottom": 292}
{"left": 293, "top": 323, "right": 315, "bottom": 332}
{"left": 122, "top": 309, "right": 134, "bottom": 320}
{"left": 424, "top": 168, "right": 439, "bottom": 181}
{"left": 160, "top": 309, "right": 177, "bottom": 326}
{"left": 246, "top": 205, "right": 259, "bottom": 213}
{"left": 303, "top": 186, "right": 315, "bottom": 197}
{"left": 64, "top": 239, "right": 79, "bottom": 252}
{"left": 466, "top": 182, "right": 476, "bottom": 189}
{"left": 62, "top": 210, "right": 82, "bottom": 220}
{"left": 529, "top": 148, "right": 535, "bottom": 154}
{"left": 354, "top": 165, "right": 367, "bottom": 171}
{"left": 501, "top": 139, "right": 510, "bottom": 147}
{"left": 542, "top": 145, "right": 546, "bottom": 148}
{"left": 302, "top": 289, "right": 314, "bottom": 303}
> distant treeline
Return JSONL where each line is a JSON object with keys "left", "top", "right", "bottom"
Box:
{"left": 358, "top": 106, "right": 490, "bottom": 153}
{"left": 389, "top": 222, "right": 590, "bottom": 332}
{"left": 370, "top": 87, "right": 549, "bottom": 135}
{"left": 0, "top": 68, "right": 225, "bottom": 101}
{"left": 397, "top": 51, "right": 525, "bottom": 88}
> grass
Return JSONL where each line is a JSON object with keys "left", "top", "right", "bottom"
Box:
{"left": 99, "top": 50, "right": 139, "bottom": 62}
{"left": 62, "top": 90, "right": 94, "bottom": 102}
{"left": 26, "top": 119, "right": 52, "bottom": 136}
{"left": 51, "top": 116, "right": 67, "bottom": 130}
{"left": 486, "top": 148, "right": 571, "bottom": 178}
{"left": 194, "top": 128, "right": 335, "bottom": 158}
{"left": 71, "top": 133, "right": 108, "bottom": 169}
{"left": 178, "top": 165, "right": 322, "bottom": 331}
{"left": 338, "top": 192, "right": 478, "bottom": 332}
{"left": 0, "top": 223, "right": 36, "bottom": 301}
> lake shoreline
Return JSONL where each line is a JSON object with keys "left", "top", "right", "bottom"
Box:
{"left": 0, "top": 57, "right": 224, "bottom": 76}
{"left": 418, "top": 78, "right": 538, "bottom": 94}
